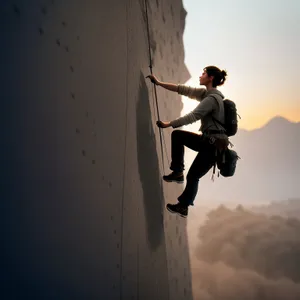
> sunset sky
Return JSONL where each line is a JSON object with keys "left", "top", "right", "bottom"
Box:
{"left": 181, "top": 0, "right": 300, "bottom": 130}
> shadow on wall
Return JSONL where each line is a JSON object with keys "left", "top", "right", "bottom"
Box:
{"left": 136, "top": 71, "right": 164, "bottom": 251}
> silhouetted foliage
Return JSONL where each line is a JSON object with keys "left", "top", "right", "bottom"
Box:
{"left": 192, "top": 203, "right": 300, "bottom": 300}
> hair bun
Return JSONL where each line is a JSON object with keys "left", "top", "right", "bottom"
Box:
{"left": 221, "top": 70, "right": 227, "bottom": 77}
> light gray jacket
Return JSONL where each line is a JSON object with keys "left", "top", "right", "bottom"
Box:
{"left": 170, "top": 84, "right": 226, "bottom": 133}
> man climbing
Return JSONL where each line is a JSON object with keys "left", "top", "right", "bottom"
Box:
{"left": 146, "top": 66, "right": 230, "bottom": 218}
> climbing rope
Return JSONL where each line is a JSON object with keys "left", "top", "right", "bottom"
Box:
{"left": 142, "top": 5, "right": 172, "bottom": 300}
{"left": 144, "top": 0, "right": 170, "bottom": 174}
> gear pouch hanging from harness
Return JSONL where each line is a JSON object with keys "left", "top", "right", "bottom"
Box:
{"left": 217, "top": 148, "right": 240, "bottom": 177}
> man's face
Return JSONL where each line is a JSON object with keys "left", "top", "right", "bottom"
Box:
{"left": 199, "top": 70, "right": 213, "bottom": 86}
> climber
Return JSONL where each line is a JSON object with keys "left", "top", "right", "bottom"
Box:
{"left": 146, "top": 66, "right": 229, "bottom": 218}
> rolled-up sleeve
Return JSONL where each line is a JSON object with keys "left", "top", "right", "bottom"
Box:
{"left": 170, "top": 96, "right": 215, "bottom": 128}
{"left": 177, "top": 84, "right": 207, "bottom": 101}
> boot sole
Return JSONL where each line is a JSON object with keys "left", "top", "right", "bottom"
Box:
{"left": 166, "top": 206, "right": 187, "bottom": 218}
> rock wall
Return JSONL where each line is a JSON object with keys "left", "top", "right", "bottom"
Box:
{"left": 1, "top": 0, "right": 192, "bottom": 299}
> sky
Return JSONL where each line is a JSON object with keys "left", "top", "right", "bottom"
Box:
{"left": 181, "top": 0, "right": 300, "bottom": 130}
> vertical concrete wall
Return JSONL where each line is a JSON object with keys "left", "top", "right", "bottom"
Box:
{"left": 1, "top": 0, "right": 192, "bottom": 299}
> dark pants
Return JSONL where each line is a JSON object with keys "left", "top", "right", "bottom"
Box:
{"left": 169, "top": 130, "right": 216, "bottom": 206}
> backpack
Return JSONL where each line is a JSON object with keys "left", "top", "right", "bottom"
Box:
{"left": 211, "top": 96, "right": 240, "bottom": 137}
{"left": 209, "top": 95, "right": 241, "bottom": 180}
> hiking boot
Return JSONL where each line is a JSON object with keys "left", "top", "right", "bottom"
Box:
{"left": 166, "top": 203, "right": 188, "bottom": 218}
{"left": 163, "top": 172, "right": 184, "bottom": 184}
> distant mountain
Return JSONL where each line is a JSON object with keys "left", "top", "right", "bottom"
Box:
{"left": 185, "top": 116, "right": 300, "bottom": 206}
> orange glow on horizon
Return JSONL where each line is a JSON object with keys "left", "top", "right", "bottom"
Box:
{"left": 238, "top": 107, "right": 300, "bottom": 130}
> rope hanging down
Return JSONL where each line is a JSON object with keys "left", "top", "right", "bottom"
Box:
{"left": 144, "top": 0, "right": 169, "bottom": 173}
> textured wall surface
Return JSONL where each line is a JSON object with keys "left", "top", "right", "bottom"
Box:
{"left": 1, "top": 1, "right": 192, "bottom": 299}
